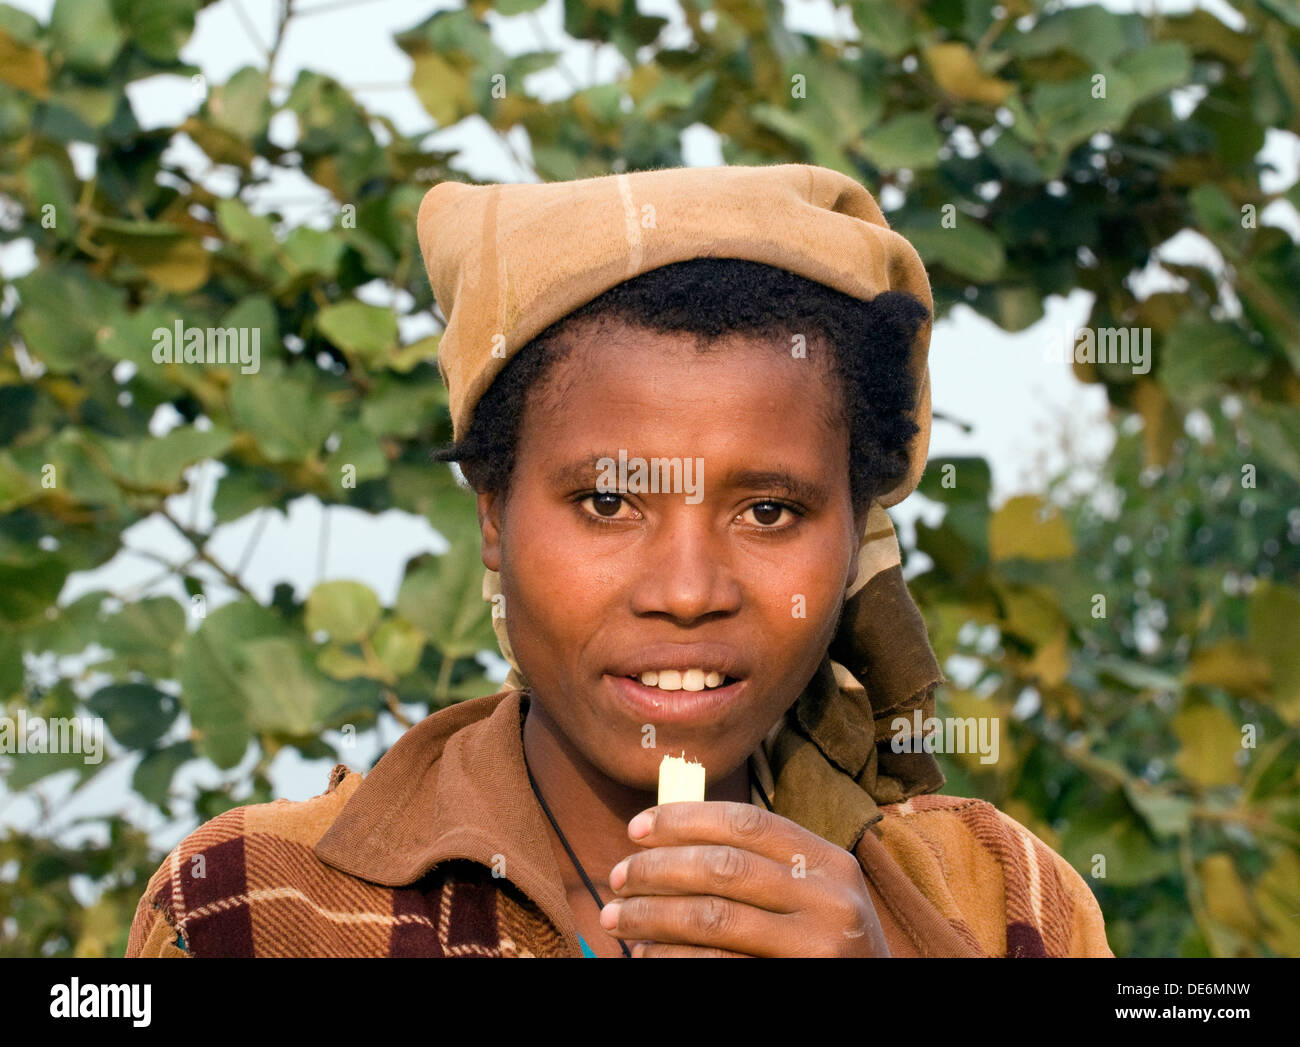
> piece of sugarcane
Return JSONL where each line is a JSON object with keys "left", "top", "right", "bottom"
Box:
{"left": 657, "top": 752, "right": 705, "bottom": 804}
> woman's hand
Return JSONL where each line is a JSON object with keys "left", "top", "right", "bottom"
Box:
{"left": 601, "top": 800, "right": 890, "bottom": 957}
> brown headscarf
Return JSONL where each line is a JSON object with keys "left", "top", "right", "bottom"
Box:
{"left": 416, "top": 164, "right": 947, "bottom": 850}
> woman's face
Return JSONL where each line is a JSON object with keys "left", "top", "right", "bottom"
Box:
{"left": 477, "top": 318, "right": 868, "bottom": 791}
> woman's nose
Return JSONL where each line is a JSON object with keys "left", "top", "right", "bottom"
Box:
{"left": 626, "top": 516, "right": 742, "bottom": 623}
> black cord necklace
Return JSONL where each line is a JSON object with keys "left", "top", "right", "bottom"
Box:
{"left": 524, "top": 754, "right": 634, "bottom": 958}
{"left": 521, "top": 704, "right": 774, "bottom": 959}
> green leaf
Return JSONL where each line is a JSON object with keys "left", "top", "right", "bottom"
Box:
{"left": 1257, "top": 0, "right": 1300, "bottom": 29}
{"left": 284, "top": 69, "right": 374, "bottom": 154}
{"left": 50, "top": 81, "right": 119, "bottom": 129}
{"left": 132, "top": 740, "right": 195, "bottom": 809}
{"left": 229, "top": 370, "right": 340, "bottom": 462}
{"left": 1172, "top": 704, "right": 1241, "bottom": 786}
{"left": 1156, "top": 9, "right": 1254, "bottom": 64}
{"left": 207, "top": 66, "right": 270, "bottom": 141}
{"left": 496, "top": 0, "right": 547, "bottom": 14}
{"left": 989, "top": 495, "right": 1075, "bottom": 561}
{"left": 95, "top": 220, "right": 212, "bottom": 293}
{"left": 51, "top": 0, "right": 125, "bottom": 73}
{"left": 1059, "top": 792, "right": 1179, "bottom": 887}
{"left": 385, "top": 334, "right": 441, "bottom": 374}
{"left": 15, "top": 265, "right": 127, "bottom": 373}
{"left": 0, "top": 628, "right": 23, "bottom": 697}
{"left": 1158, "top": 313, "right": 1269, "bottom": 403}
{"left": 1241, "top": 402, "right": 1300, "bottom": 485}
{"left": 317, "top": 300, "right": 398, "bottom": 363}
{"left": 359, "top": 372, "right": 448, "bottom": 438}
{"left": 3, "top": 741, "right": 106, "bottom": 791}
{"left": 325, "top": 421, "right": 388, "bottom": 494}
{"left": 22, "top": 154, "right": 77, "bottom": 241}
{"left": 439, "top": 670, "right": 501, "bottom": 703}
{"left": 21, "top": 591, "right": 107, "bottom": 658}
{"left": 1086, "top": 654, "right": 1182, "bottom": 693}
{"left": 1029, "top": 74, "right": 1129, "bottom": 155}
{"left": 900, "top": 219, "right": 1006, "bottom": 282}
{"left": 0, "top": 451, "right": 39, "bottom": 512}
{"left": 985, "top": 129, "right": 1047, "bottom": 184}
{"left": 86, "top": 682, "right": 179, "bottom": 750}
{"left": 95, "top": 303, "right": 178, "bottom": 372}
{"left": 1008, "top": 6, "right": 1141, "bottom": 68}
{"left": 282, "top": 226, "right": 343, "bottom": 280}
{"left": 94, "top": 597, "right": 185, "bottom": 679}
{"left": 372, "top": 617, "right": 425, "bottom": 678}
{"left": 850, "top": 0, "right": 916, "bottom": 58}
{"left": 317, "top": 645, "right": 375, "bottom": 681}
{"left": 119, "top": 0, "right": 201, "bottom": 62}
{"left": 1123, "top": 781, "right": 1193, "bottom": 839}
{"left": 130, "top": 425, "right": 232, "bottom": 489}
{"left": 1248, "top": 582, "right": 1300, "bottom": 724}
{"left": 178, "top": 600, "right": 283, "bottom": 767}
{"left": 858, "top": 112, "right": 943, "bottom": 171}
{"left": 0, "top": 556, "right": 69, "bottom": 624}
{"left": 240, "top": 636, "right": 357, "bottom": 736}
{"left": 1112, "top": 42, "right": 1192, "bottom": 107}
{"left": 216, "top": 197, "right": 280, "bottom": 273}
{"left": 1188, "top": 183, "right": 1247, "bottom": 253}
{"left": 305, "top": 580, "right": 382, "bottom": 643}
{"left": 990, "top": 285, "right": 1045, "bottom": 331}
{"left": 212, "top": 469, "right": 283, "bottom": 524}
{"left": 0, "top": 26, "right": 49, "bottom": 97}
{"left": 222, "top": 294, "right": 280, "bottom": 357}
{"left": 411, "top": 51, "right": 474, "bottom": 127}
{"left": 396, "top": 530, "right": 496, "bottom": 659}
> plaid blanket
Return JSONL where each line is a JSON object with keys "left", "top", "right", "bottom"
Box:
{"left": 126, "top": 767, "right": 568, "bottom": 958}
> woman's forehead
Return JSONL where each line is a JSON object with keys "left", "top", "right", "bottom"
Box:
{"left": 517, "top": 325, "right": 849, "bottom": 474}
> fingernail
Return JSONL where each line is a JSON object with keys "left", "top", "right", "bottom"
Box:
{"left": 600, "top": 900, "right": 621, "bottom": 929}
{"left": 610, "top": 858, "right": 629, "bottom": 891}
{"left": 629, "top": 810, "right": 655, "bottom": 839}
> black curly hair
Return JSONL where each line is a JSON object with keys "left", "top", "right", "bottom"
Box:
{"left": 431, "top": 258, "right": 929, "bottom": 516}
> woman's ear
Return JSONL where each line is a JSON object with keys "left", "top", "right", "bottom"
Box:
{"left": 477, "top": 489, "right": 503, "bottom": 572}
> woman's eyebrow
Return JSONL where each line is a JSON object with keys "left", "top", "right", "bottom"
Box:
{"left": 724, "top": 469, "right": 829, "bottom": 505}
{"left": 546, "top": 455, "right": 616, "bottom": 488}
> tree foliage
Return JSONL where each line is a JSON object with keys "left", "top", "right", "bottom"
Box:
{"left": 0, "top": 0, "right": 1297, "bottom": 957}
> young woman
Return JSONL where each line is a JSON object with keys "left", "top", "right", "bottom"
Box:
{"left": 126, "top": 164, "right": 1112, "bottom": 958}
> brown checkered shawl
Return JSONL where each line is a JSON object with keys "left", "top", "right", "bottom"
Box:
{"left": 125, "top": 765, "right": 569, "bottom": 958}
{"left": 125, "top": 690, "right": 1112, "bottom": 959}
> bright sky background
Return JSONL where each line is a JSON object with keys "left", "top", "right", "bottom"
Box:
{"left": 1, "top": 0, "right": 1297, "bottom": 861}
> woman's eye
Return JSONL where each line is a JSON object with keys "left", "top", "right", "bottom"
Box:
{"left": 742, "top": 501, "right": 798, "bottom": 528}
{"left": 579, "top": 493, "right": 636, "bottom": 520}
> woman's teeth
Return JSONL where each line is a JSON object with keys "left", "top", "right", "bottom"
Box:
{"left": 634, "top": 669, "right": 726, "bottom": 691}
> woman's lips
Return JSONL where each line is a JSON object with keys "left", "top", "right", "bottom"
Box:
{"left": 605, "top": 672, "right": 748, "bottom": 725}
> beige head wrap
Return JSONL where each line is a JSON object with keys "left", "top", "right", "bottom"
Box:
{"left": 416, "top": 164, "right": 948, "bottom": 848}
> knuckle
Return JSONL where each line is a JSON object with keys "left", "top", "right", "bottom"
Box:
{"left": 729, "top": 802, "right": 766, "bottom": 840}
{"left": 831, "top": 846, "right": 863, "bottom": 880}
{"left": 706, "top": 845, "right": 749, "bottom": 885}
{"left": 631, "top": 850, "right": 659, "bottom": 886}
{"left": 620, "top": 894, "right": 649, "bottom": 929}
{"left": 690, "top": 894, "right": 734, "bottom": 938}
{"left": 834, "top": 889, "right": 867, "bottom": 925}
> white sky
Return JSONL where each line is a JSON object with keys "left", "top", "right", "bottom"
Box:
{"left": 1, "top": 0, "right": 1297, "bottom": 859}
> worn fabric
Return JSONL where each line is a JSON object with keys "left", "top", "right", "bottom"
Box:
{"left": 125, "top": 689, "right": 1112, "bottom": 958}
{"left": 421, "top": 163, "right": 949, "bottom": 830}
